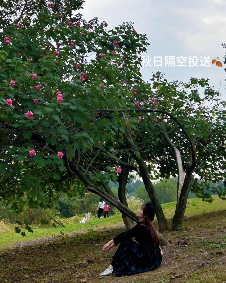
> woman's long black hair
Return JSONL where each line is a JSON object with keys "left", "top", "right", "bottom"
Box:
{"left": 142, "top": 204, "right": 161, "bottom": 246}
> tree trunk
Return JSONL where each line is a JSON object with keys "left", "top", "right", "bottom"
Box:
{"left": 172, "top": 168, "right": 194, "bottom": 231}
{"left": 118, "top": 164, "right": 134, "bottom": 230}
{"left": 136, "top": 158, "right": 169, "bottom": 232}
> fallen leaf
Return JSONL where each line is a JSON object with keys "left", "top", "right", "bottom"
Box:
{"left": 216, "top": 61, "right": 223, "bottom": 67}
{"left": 212, "top": 59, "right": 216, "bottom": 64}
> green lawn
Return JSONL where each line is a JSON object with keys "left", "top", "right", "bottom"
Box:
{"left": 0, "top": 195, "right": 225, "bottom": 249}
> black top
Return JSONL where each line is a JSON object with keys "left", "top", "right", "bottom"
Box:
{"left": 113, "top": 222, "right": 154, "bottom": 246}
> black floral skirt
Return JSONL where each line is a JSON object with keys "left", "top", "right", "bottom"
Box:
{"left": 111, "top": 239, "right": 162, "bottom": 277}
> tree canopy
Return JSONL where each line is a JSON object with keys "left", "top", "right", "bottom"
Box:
{"left": 0, "top": 0, "right": 225, "bottom": 232}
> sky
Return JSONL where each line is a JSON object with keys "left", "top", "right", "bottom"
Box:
{"left": 81, "top": 0, "right": 226, "bottom": 101}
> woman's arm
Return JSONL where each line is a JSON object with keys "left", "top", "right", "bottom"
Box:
{"left": 101, "top": 240, "right": 115, "bottom": 254}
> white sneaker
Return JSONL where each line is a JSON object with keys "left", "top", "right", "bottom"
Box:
{"left": 99, "top": 265, "right": 113, "bottom": 276}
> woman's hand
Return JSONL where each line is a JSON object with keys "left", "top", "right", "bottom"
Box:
{"left": 101, "top": 240, "right": 114, "bottom": 254}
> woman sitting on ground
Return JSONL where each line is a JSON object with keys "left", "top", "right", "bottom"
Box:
{"left": 100, "top": 202, "right": 162, "bottom": 277}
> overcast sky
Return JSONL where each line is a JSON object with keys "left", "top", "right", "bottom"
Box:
{"left": 81, "top": 0, "right": 226, "bottom": 101}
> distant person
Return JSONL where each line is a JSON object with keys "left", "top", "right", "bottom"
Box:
{"left": 104, "top": 204, "right": 110, "bottom": 218}
{"left": 97, "top": 199, "right": 105, "bottom": 219}
{"left": 99, "top": 202, "right": 162, "bottom": 277}
{"left": 86, "top": 211, "right": 91, "bottom": 221}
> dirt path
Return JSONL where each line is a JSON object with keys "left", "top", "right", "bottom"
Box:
{"left": 0, "top": 211, "right": 226, "bottom": 283}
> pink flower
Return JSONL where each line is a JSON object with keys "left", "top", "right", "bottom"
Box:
{"left": 4, "top": 37, "right": 9, "bottom": 41}
{"left": 99, "top": 83, "right": 106, "bottom": 88}
{"left": 154, "top": 118, "right": 157, "bottom": 121}
{"left": 41, "top": 54, "right": 44, "bottom": 57}
{"left": 33, "top": 99, "right": 39, "bottom": 104}
{"left": 26, "top": 111, "right": 33, "bottom": 118}
{"left": 113, "top": 41, "right": 118, "bottom": 46}
{"left": 68, "top": 21, "right": 73, "bottom": 27}
{"left": 76, "top": 22, "right": 80, "bottom": 27}
{"left": 134, "top": 92, "right": 137, "bottom": 95}
{"left": 128, "top": 115, "right": 131, "bottom": 118}
{"left": 135, "top": 101, "right": 140, "bottom": 107}
{"left": 80, "top": 73, "right": 87, "bottom": 82}
{"left": 56, "top": 91, "right": 62, "bottom": 96}
{"left": 16, "top": 24, "right": 20, "bottom": 29}
{"left": 117, "top": 167, "right": 122, "bottom": 174}
{"left": 152, "top": 98, "right": 155, "bottom": 102}
{"left": 154, "top": 102, "right": 158, "bottom": 106}
{"left": 57, "top": 96, "right": 63, "bottom": 103}
{"left": 81, "top": 33, "right": 85, "bottom": 36}
{"left": 135, "top": 89, "right": 138, "bottom": 91}
{"left": 77, "top": 64, "right": 81, "bottom": 69}
{"left": 56, "top": 42, "right": 60, "bottom": 48}
{"left": 29, "top": 150, "right": 36, "bottom": 157}
{"left": 55, "top": 50, "right": 59, "bottom": 56}
{"left": 58, "top": 152, "right": 64, "bottom": 158}
{"left": 10, "top": 80, "right": 15, "bottom": 87}
{"left": 35, "top": 85, "right": 40, "bottom": 90}
{"left": 101, "top": 53, "right": 105, "bottom": 57}
{"left": 89, "top": 24, "right": 92, "bottom": 29}
{"left": 32, "top": 73, "right": 38, "bottom": 79}
{"left": 112, "top": 51, "right": 115, "bottom": 55}
{"left": 6, "top": 99, "right": 13, "bottom": 106}
{"left": 138, "top": 116, "right": 142, "bottom": 122}
{"left": 5, "top": 39, "right": 10, "bottom": 44}
{"left": 57, "top": 93, "right": 62, "bottom": 97}
{"left": 71, "top": 42, "right": 75, "bottom": 47}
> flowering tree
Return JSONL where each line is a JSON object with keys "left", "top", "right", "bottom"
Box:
{"left": 0, "top": 0, "right": 225, "bottom": 235}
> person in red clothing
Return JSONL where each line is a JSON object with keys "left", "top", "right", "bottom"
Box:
{"left": 104, "top": 204, "right": 110, "bottom": 218}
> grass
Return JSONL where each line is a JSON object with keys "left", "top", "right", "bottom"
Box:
{"left": 0, "top": 195, "right": 225, "bottom": 249}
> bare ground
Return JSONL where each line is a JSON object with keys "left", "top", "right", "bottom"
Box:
{"left": 0, "top": 210, "right": 226, "bottom": 283}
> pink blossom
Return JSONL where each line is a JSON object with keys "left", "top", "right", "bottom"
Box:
{"left": 33, "top": 99, "right": 39, "bottom": 104}
{"left": 56, "top": 91, "right": 62, "bottom": 96}
{"left": 128, "top": 115, "right": 131, "bottom": 118}
{"left": 135, "top": 89, "right": 138, "bottom": 91}
{"left": 154, "top": 102, "right": 158, "bottom": 106}
{"left": 102, "top": 76, "right": 105, "bottom": 79}
{"left": 16, "top": 24, "right": 20, "bottom": 29}
{"left": 68, "top": 39, "right": 71, "bottom": 43}
{"left": 4, "top": 37, "right": 9, "bottom": 41}
{"left": 55, "top": 50, "right": 59, "bottom": 56}
{"left": 56, "top": 42, "right": 60, "bottom": 48}
{"left": 99, "top": 83, "right": 106, "bottom": 88}
{"left": 77, "top": 64, "right": 81, "bottom": 69}
{"left": 5, "top": 39, "right": 10, "bottom": 44}
{"left": 117, "top": 167, "right": 122, "bottom": 174}
{"left": 58, "top": 152, "right": 64, "bottom": 158}
{"left": 41, "top": 54, "right": 44, "bottom": 57}
{"left": 6, "top": 99, "right": 13, "bottom": 106}
{"left": 152, "top": 98, "right": 155, "bottom": 102}
{"left": 81, "top": 33, "right": 85, "bottom": 36}
{"left": 57, "top": 93, "right": 62, "bottom": 97}
{"left": 135, "top": 101, "right": 140, "bottom": 107}
{"left": 112, "top": 51, "right": 115, "bottom": 55}
{"left": 68, "top": 21, "right": 73, "bottom": 27}
{"left": 101, "top": 53, "right": 105, "bottom": 57}
{"left": 26, "top": 111, "right": 33, "bottom": 118}
{"left": 35, "top": 85, "right": 40, "bottom": 90}
{"left": 80, "top": 73, "right": 87, "bottom": 82}
{"left": 154, "top": 118, "right": 157, "bottom": 121}
{"left": 76, "top": 22, "right": 80, "bottom": 27}
{"left": 138, "top": 116, "right": 142, "bottom": 122}
{"left": 134, "top": 92, "right": 137, "bottom": 95}
{"left": 95, "top": 111, "right": 99, "bottom": 114}
{"left": 57, "top": 96, "right": 63, "bottom": 103}
{"left": 29, "top": 150, "right": 36, "bottom": 157}
{"left": 71, "top": 42, "right": 75, "bottom": 47}
{"left": 32, "top": 73, "right": 38, "bottom": 79}
{"left": 10, "top": 80, "right": 15, "bottom": 87}
{"left": 89, "top": 24, "right": 92, "bottom": 29}
{"left": 113, "top": 41, "right": 118, "bottom": 46}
